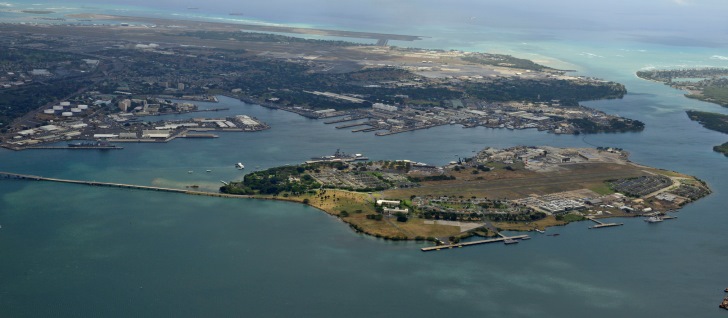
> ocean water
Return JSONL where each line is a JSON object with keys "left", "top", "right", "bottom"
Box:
{"left": 2, "top": 1, "right": 728, "bottom": 317}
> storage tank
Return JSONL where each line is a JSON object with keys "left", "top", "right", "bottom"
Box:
{"left": 71, "top": 108, "right": 81, "bottom": 113}
{"left": 61, "top": 112, "right": 73, "bottom": 117}
{"left": 60, "top": 102, "right": 71, "bottom": 106}
{"left": 78, "top": 104, "right": 88, "bottom": 110}
{"left": 53, "top": 105, "right": 64, "bottom": 110}
{"left": 43, "top": 109, "right": 55, "bottom": 114}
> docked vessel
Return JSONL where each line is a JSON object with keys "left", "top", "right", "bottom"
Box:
{"left": 307, "top": 149, "right": 369, "bottom": 163}
{"left": 68, "top": 141, "right": 115, "bottom": 148}
{"left": 644, "top": 216, "right": 663, "bottom": 223}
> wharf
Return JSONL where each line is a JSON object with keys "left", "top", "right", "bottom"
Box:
{"left": 421, "top": 235, "right": 529, "bottom": 252}
{"left": 335, "top": 122, "right": 369, "bottom": 129}
{"left": 587, "top": 217, "right": 623, "bottom": 229}
{"left": 352, "top": 127, "right": 380, "bottom": 132}
{"left": 180, "top": 133, "right": 219, "bottom": 138}
{"left": 375, "top": 124, "right": 444, "bottom": 136}
{"left": 26, "top": 146, "right": 123, "bottom": 150}
{"left": 324, "top": 115, "right": 368, "bottom": 124}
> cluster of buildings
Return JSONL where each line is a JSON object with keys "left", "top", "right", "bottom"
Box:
{"left": 376, "top": 200, "right": 409, "bottom": 216}
{"left": 272, "top": 96, "right": 623, "bottom": 136}
{"left": 7, "top": 121, "right": 89, "bottom": 147}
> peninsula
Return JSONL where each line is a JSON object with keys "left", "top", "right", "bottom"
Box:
{"left": 637, "top": 68, "right": 728, "bottom": 107}
{"left": 686, "top": 110, "right": 728, "bottom": 156}
{"left": 221, "top": 146, "right": 710, "bottom": 243}
{"left": 637, "top": 68, "right": 728, "bottom": 156}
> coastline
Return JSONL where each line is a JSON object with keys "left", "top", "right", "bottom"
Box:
{"left": 2, "top": 161, "right": 708, "bottom": 246}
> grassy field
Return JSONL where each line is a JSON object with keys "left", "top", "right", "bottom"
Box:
{"left": 386, "top": 163, "right": 648, "bottom": 200}
{"left": 276, "top": 189, "right": 465, "bottom": 239}
{"left": 699, "top": 86, "right": 728, "bottom": 107}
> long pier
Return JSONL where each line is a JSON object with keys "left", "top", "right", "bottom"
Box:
{"left": 587, "top": 217, "right": 623, "bottom": 229}
{"left": 421, "top": 235, "right": 530, "bottom": 252}
{"left": 26, "top": 146, "right": 123, "bottom": 150}
{"left": 0, "top": 171, "right": 248, "bottom": 199}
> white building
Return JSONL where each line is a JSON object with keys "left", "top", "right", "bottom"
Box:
{"left": 373, "top": 103, "right": 398, "bottom": 112}
{"left": 383, "top": 207, "right": 409, "bottom": 215}
{"left": 376, "top": 199, "right": 401, "bottom": 207}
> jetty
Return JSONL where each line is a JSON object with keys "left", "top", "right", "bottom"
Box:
{"left": 421, "top": 234, "right": 530, "bottom": 252}
{"left": 587, "top": 217, "right": 623, "bottom": 229}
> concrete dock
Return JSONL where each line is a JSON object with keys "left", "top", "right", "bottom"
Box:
{"left": 587, "top": 217, "right": 624, "bottom": 229}
{"left": 421, "top": 235, "right": 530, "bottom": 252}
{"left": 335, "top": 122, "right": 370, "bottom": 129}
{"left": 323, "top": 115, "right": 368, "bottom": 124}
{"left": 26, "top": 146, "right": 123, "bottom": 150}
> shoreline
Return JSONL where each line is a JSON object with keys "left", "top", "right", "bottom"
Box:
{"left": 1, "top": 168, "right": 704, "bottom": 245}
{"left": 1, "top": 146, "right": 702, "bottom": 246}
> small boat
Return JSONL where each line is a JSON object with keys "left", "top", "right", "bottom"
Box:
{"left": 188, "top": 170, "right": 193, "bottom": 174}
{"left": 235, "top": 162, "right": 245, "bottom": 170}
{"left": 547, "top": 233, "right": 560, "bottom": 237}
{"left": 520, "top": 236, "right": 531, "bottom": 240}
{"left": 206, "top": 169, "right": 212, "bottom": 173}
{"left": 535, "top": 229, "right": 545, "bottom": 234}
{"left": 644, "top": 216, "right": 663, "bottom": 223}
{"left": 504, "top": 239, "right": 519, "bottom": 245}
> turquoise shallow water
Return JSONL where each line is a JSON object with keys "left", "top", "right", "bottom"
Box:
{"left": 2, "top": 2, "right": 728, "bottom": 317}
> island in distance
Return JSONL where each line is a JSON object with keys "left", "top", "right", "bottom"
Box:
{"left": 221, "top": 146, "right": 710, "bottom": 245}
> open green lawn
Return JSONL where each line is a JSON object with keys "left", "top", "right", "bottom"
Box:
{"left": 702, "top": 86, "right": 728, "bottom": 106}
